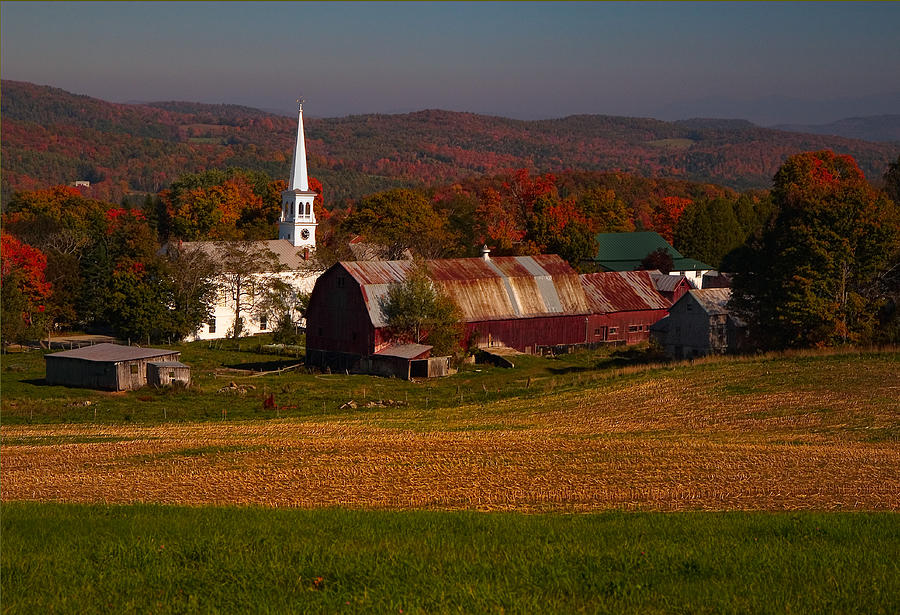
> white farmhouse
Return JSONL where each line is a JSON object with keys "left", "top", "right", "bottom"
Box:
{"left": 181, "top": 100, "right": 324, "bottom": 340}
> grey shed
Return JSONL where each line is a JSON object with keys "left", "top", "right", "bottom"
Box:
{"left": 45, "top": 343, "right": 183, "bottom": 391}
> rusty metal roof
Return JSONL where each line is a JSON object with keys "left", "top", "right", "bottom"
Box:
{"left": 341, "top": 255, "right": 591, "bottom": 324}
{"left": 580, "top": 271, "right": 672, "bottom": 313}
{"left": 45, "top": 343, "right": 179, "bottom": 363}
{"left": 649, "top": 272, "right": 690, "bottom": 293}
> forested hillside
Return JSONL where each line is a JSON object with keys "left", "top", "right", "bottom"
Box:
{"left": 3, "top": 80, "right": 898, "bottom": 205}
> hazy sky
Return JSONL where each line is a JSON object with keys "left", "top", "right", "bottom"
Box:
{"left": 2, "top": 1, "right": 898, "bottom": 125}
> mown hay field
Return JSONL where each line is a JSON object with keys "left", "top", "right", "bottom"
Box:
{"left": 3, "top": 350, "right": 898, "bottom": 511}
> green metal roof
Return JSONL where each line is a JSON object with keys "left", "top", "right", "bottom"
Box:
{"left": 591, "top": 232, "right": 711, "bottom": 272}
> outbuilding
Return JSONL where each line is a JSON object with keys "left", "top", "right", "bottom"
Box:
{"left": 45, "top": 343, "right": 185, "bottom": 391}
{"left": 654, "top": 288, "right": 746, "bottom": 359}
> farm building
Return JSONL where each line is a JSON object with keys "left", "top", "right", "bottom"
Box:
{"left": 648, "top": 271, "right": 693, "bottom": 303}
{"left": 587, "top": 231, "right": 713, "bottom": 288}
{"left": 147, "top": 361, "right": 191, "bottom": 387}
{"left": 45, "top": 343, "right": 186, "bottom": 391}
{"left": 305, "top": 252, "right": 592, "bottom": 372}
{"left": 358, "top": 343, "right": 452, "bottom": 380}
{"left": 580, "top": 271, "right": 672, "bottom": 345}
{"left": 652, "top": 288, "right": 747, "bottom": 359}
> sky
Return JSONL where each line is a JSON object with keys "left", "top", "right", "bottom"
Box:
{"left": 2, "top": 1, "right": 898, "bottom": 125}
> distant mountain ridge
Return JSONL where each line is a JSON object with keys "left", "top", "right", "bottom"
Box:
{"left": 2, "top": 80, "right": 898, "bottom": 205}
{"left": 773, "top": 115, "right": 900, "bottom": 143}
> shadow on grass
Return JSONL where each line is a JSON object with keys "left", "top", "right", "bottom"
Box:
{"left": 224, "top": 359, "right": 304, "bottom": 373}
{"left": 21, "top": 378, "right": 50, "bottom": 387}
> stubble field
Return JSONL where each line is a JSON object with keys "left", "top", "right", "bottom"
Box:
{"left": 3, "top": 350, "right": 898, "bottom": 512}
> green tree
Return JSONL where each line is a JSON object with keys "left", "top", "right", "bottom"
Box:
{"left": 730, "top": 150, "right": 900, "bottom": 348}
{"left": 379, "top": 263, "right": 464, "bottom": 356}
{"left": 674, "top": 197, "right": 744, "bottom": 269}
{"left": 343, "top": 188, "right": 457, "bottom": 260}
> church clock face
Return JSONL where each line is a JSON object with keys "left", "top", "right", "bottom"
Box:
{"left": 300, "top": 228, "right": 310, "bottom": 240}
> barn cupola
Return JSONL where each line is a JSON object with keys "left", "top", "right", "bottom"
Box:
{"left": 279, "top": 98, "right": 318, "bottom": 249}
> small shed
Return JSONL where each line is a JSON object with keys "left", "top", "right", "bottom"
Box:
{"left": 360, "top": 343, "right": 433, "bottom": 379}
{"left": 147, "top": 361, "right": 191, "bottom": 387}
{"left": 45, "top": 343, "right": 183, "bottom": 391}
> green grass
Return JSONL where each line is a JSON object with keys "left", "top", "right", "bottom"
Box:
{"left": 2, "top": 342, "right": 897, "bottom": 429}
{"left": 2, "top": 503, "right": 897, "bottom": 614}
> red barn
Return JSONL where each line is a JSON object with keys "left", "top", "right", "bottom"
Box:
{"left": 580, "top": 271, "right": 671, "bottom": 345}
{"left": 306, "top": 254, "right": 592, "bottom": 371}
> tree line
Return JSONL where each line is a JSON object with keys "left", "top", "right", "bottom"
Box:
{"left": 2, "top": 154, "right": 899, "bottom": 351}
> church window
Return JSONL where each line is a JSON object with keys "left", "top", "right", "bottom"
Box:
{"left": 209, "top": 318, "right": 216, "bottom": 334}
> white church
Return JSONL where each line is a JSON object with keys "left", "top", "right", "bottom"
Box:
{"left": 183, "top": 101, "right": 324, "bottom": 340}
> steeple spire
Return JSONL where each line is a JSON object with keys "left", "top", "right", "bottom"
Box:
{"left": 288, "top": 98, "right": 309, "bottom": 191}
{"left": 279, "top": 97, "right": 317, "bottom": 249}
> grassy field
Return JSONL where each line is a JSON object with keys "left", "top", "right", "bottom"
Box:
{"left": 2, "top": 346, "right": 898, "bottom": 611}
{"left": 2, "top": 346, "right": 898, "bottom": 511}
{"left": 3, "top": 503, "right": 898, "bottom": 614}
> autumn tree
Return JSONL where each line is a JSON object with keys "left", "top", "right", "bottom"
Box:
{"left": 160, "top": 168, "right": 299, "bottom": 241}
{"left": 730, "top": 150, "right": 900, "bottom": 348}
{"left": 639, "top": 247, "right": 675, "bottom": 274}
{"left": 1, "top": 232, "right": 52, "bottom": 347}
{"left": 577, "top": 188, "right": 635, "bottom": 234}
{"left": 379, "top": 263, "right": 464, "bottom": 356}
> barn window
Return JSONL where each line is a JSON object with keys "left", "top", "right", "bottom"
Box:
{"left": 609, "top": 327, "right": 618, "bottom": 334}
{"left": 594, "top": 328, "right": 601, "bottom": 336}
{"left": 260, "top": 315, "right": 268, "bottom": 330}
{"left": 337, "top": 276, "right": 345, "bottom": 288}
{"left": 628, "top": 325, "right": 640, "bottom": 332}
{"left": 130, "top": 365, "right": 139, "bottom": 375}
{"left": 209, "top": 318, "right": 217, "bottom": 333}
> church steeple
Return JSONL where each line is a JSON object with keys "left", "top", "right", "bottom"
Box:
{"left": 288, "top": 99, "right": 310, "bottom": 191}
{"left": 280, "top": 98, "right": 317, "bottom": 249}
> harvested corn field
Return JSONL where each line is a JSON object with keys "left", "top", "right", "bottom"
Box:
{"left": 4, "top": 351, "right": 898, "bottom": 511}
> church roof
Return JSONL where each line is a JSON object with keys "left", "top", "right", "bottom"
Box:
{"left": 175, "top": 239, "right": 316, "bottom": 271}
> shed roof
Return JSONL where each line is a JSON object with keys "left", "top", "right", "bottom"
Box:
{"left": 373, "top": 343, "right": 433, "bottom": 359}
{"left": 46, "top": 343, "right": 179, "bottom": 363}
{"left": 341, "top": 254, "right": 591, "bottom": 326}
{"left": 580, "top": 271, "right": 671, "bottom": 313}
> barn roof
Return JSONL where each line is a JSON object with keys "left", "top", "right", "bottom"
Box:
{"left": 580, "top": 271, "right": 671, "bottom": 313}
{"left": 649, "top": 272, "right": 690, "bottom": 293}
{"left": 341, "top": 254, "right": 591, "bottom": 326}
{"left": 688, "top": 288, "right": 732, "bottom": 315}
{"left": 45, "top": 343, "right": 179, "bottom": 363}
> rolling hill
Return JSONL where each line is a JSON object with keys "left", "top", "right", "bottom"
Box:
{"left": 2, "top": 80, "right": 898, "bottom": 205}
